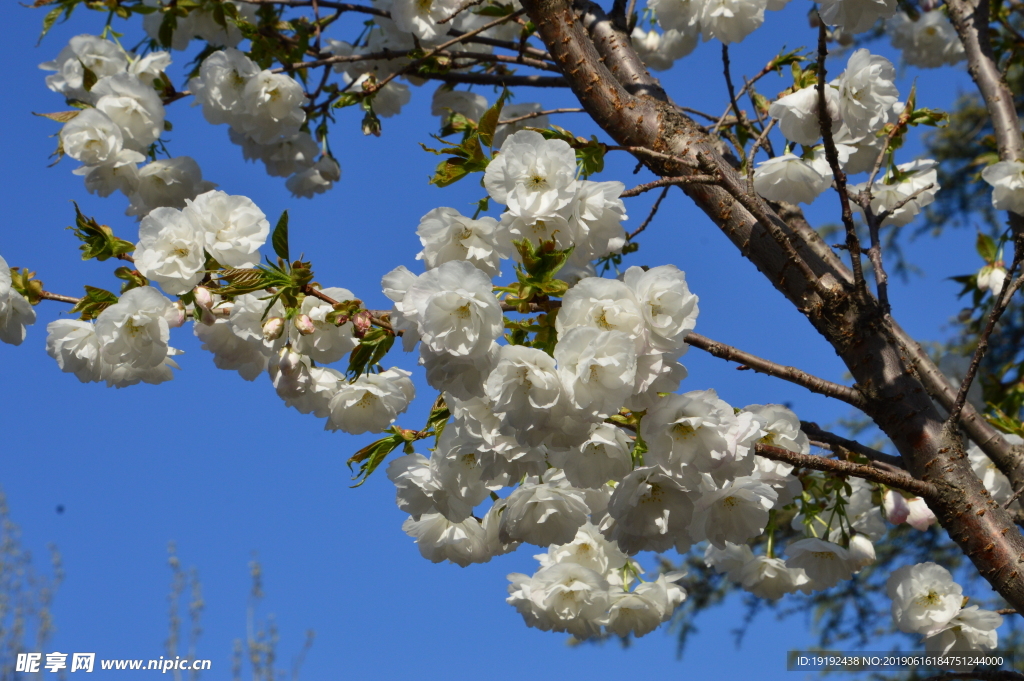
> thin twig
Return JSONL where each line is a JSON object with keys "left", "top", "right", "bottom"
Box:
{"left": 620, "top": 175, "right": 721, "bottom": 197}
{"left": 700, "top": 150, "right": 835, "bottom": 300}
{"left": 627, "top": 185, "right": 671, "bottom": 240}
{"left": 948, "top": 244, "right": 1024, "bottom": 424}
{"left": 755, "top": 443, "right": 940, "bottom": 498}
{"left": 721, "top": 45, "right": 745, "bottom": 137}
{"left": 606, "top": 145, "right": 700, "bottom": 169}
{"left": 438, "top": 0, "right": 486, "bottom": 24}
{"left": 800, "top": 420, "right": 905, "bottom": 470}
{"left": 39, "top": 291, "right": 81, "bottom": 304}
{"left": 746, "top": 118, "right": 776, "bottom": 196}
{"left": 685, "top": 332, "right": 868, "bottom": 408}
{"left": 368, "top": 9, "right": 527, "bottom": 94}
{"left": 237, "top": 0, "right": 391, "bottom": 17}
{"left": 816, "top": 21, "right": 866, "bottom": 294}
{"left": 497, "top": 107, "right": 584, "bottom": 125}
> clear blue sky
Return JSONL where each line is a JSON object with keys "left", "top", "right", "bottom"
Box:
{"left": 0, "top": 2, "right": 989, "bottom": 679}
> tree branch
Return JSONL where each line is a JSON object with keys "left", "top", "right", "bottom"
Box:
{"left": 627, "top": 185, "right": 671, "bottom": 240}
{"left": 685, "top": 332, "right": 868, "bottom": 409}
{"left": 39, "top": 291, "right": 80, "bottom": 304}
{"left": 620, "top": 174, "right": 721, "bottom": 197}
{"left": 799, "top": 420, "right": 906, "bottom": 470}
{"left": 816, "top": 20, "right": 866, "bottom": 294}
{"left": 755, "top": 443, "right": 940, "bottom": 498}
{"left": 520, "top": 0, "right": 1024, "bottom": 612}
{"left": 497, "top": 107, "right": 585, "bottom": 124}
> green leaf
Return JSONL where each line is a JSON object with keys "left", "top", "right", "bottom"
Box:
{"left": 114, "top": 266, "right": 148, "bottom": 293}
{"left": 272, "top": 210, "right": 290, "bottom": 261}
{"left": 431, "top": 157, "right": 473, "bottom": 187}
{"left": 477, "top": 89, "right": 510, "bottom": 149}
{"left": 347, "top": 428, "right": 406, "bottom": 487}
{"left": 9, "top": 268, "right": 45, "bottom": 306}
{"left": 346, "top": 327, "right": 395, "bottom": 379}
{"left": 81, "top": 63, "right": 97, "bottom": 91}
{"left": 424, "top": 394, "right": 450, "bottom": 446}
{"left": 976, "top": 232, "right": 998, "bottom": 263}
{"left": 158, "top": 12, "right": 178, "bottom": 49}
{"left": 68, "top": 203, "right": 135, "bottom": 262}
{"left": 71, "top": 286, "right": 119, "bottom": 321}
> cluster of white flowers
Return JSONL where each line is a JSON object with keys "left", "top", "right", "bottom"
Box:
{"left": 886, "top": 10, "right": 966, "bottom": 68}
{"left": 701, "top": 410, "right": 885, "bottom": 598}
{"left": 640, "top": 0, "right": 789, "bottom": 60}
{"left": 40, "top": 35, "right": 220, "bottom": 217}
{"left": 45, "top": 286, "right": 184, "bottom": 388}
{"left": 967, "top": 437, "right": 1024, "bottom": 511}
{"left": 753, "top": 48, "right": 941, "bottom": 222}
{"left": 188, "top": 49, "right": 334, "bottom": 198}
{"left": 142, "top": 0, "right": 258, "bottom": 51}
{"left": 135, "top": 190, "right": 270, "bottom": 294}
{"left": 0, "top": 255, "right": 37, "bottom": 346}
{"left": 887, "top": 563, "right": 1003, "bottom": 656}
{"left": 483, "top": 130, "right": 629, "bottom": 280}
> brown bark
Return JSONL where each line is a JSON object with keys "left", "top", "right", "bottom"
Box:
{"left": 519, "top": 0, "right": 1024, "bottom": 610}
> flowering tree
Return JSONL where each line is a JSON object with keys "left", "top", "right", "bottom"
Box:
{"left": 8, "top": 0, "right": 1024, "bottom": 668}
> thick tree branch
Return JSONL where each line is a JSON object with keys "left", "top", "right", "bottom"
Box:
{"left": 520, "top": 0, "right": 1024, "bottom": 611}
{"left": 947, "top": 0, "right": 1024, "bottom": 164}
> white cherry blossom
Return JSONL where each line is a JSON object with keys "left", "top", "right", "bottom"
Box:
{"left": 134, "top": 207, "right": 206, "bottom": 295}
{"left": 325, "top": 367, "right": 415, "bottom": 434}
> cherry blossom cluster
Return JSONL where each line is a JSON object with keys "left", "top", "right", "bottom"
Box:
{"left": 40, "top": 34, "right": 222, "bottom": 216}
{"left": 188, "top": 49, "right": 338, "bottom": 198}
{"left": 754, "top": 48, "right": 941, "bottom": 220}
{"left": 887, "top": 563, "right": 1003, "bottom": 658}
{"left": 0, "top": 256, "right": 37, "bottom": 346}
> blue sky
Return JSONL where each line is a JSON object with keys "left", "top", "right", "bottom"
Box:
{"left": 0, "top": 2, "right": 996, "bottom": 679}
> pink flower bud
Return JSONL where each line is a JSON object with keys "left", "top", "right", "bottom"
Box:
{"left": 263, "top": 317, "right": 285, "bottom": 341}
{"left": 193, "top": 286, "right": 214, "bottom": 310}
{"left": 905, "top": 498, "right": 937, "bottom": 531}
{"left": 883, "top": 490, "right": 910, "bottom": 525}
{"left": 168, "top": 301, "right": 187, "bottom": 328}
{"left": 353, "top": 310, "right": 372, "bottom": 338}
{"left": 294, "top": 313, "right": 316, "bottom": 336}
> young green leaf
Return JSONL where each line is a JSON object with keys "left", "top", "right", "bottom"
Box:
{"left": 272, "top": 210, "right": 290, "bottom": 261}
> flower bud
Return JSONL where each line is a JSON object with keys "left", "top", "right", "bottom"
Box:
{"left": 905, "top": 498, "right": 937, "bottom": 531}
{"left": 278, "top": 347, "right": 303, "bottom": 375}
{"left": 263, "top": 317, "right": 285, "bottom": 341}
{"left": 294, "top": 313, "right": 316, "bottom": 336}
{"left": 848, "top": 535, "right": 876, "bottom": 569}
{"left": 353, "top": 310, "right": 372, "bottom": 338}
{"left": 315, "top": 156, "right": 342, "bottom": 183}
{"left": 883, "top": 490, "right": 910, "bottom": 525}
{"left": 168, "top": 301, "right": 187, "bottom": 328}
{"left": 193, "top": 286, "right": 214, "bottom": 311}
